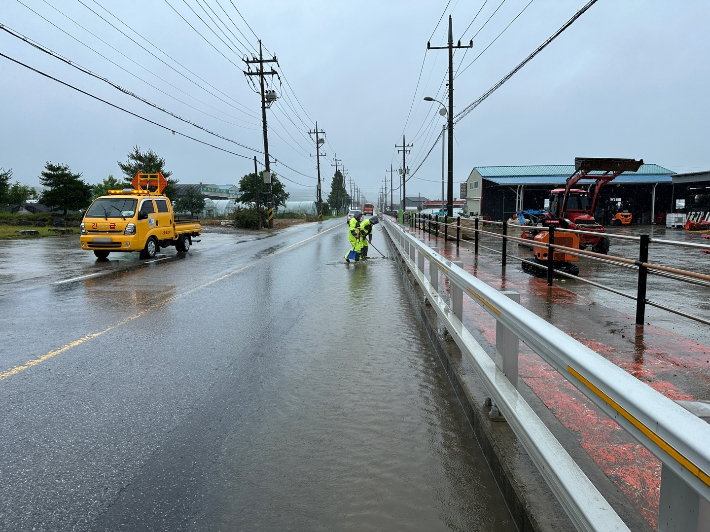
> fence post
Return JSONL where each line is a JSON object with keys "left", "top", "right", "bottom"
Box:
{"left": 502, "top": 219, "right": 508, "bottom": 267}
{"left": 444, "top": 215, "right": 448, "bottom": 242}
{"left": 451, "top": 261, "right": 464, "bottom": 321}
{"left": 475, "top": 217, "right": 479, "bottom": 255}
{"left": 635, "top": 234, "right": 649, "bottom": 325}
{"left": 547, "top": 226, "right": 555, "bottom": 286}
{"left": 435, "top": 215, "right": 439, "bottom": 238}
{"left": 456, "top": 216, "right": 460, "bottom": 249}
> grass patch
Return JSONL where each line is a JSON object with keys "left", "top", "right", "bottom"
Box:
{"left": 0, "top": 225, "right": 80, "bottom": 239}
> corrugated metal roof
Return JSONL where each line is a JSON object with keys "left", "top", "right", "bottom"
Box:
{"left": 485, "top": 175, "right": 673, "bottom": 186}
{"left": 475, "top": 164, "right": 674, "bottom": 177}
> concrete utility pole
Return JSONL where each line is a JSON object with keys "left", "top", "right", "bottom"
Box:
{"left": 428, "top": 16, "right": 472, "bottom": 216}
{"left": 243, "top": 40, "right": 279, "bottom": 228}
{"left": 254, "top": 156, "right": 262, "bottom": 230}
{"left": 396, "top": 135, "right": 412, "bottom": 212}
{"left": 309, "top": 122, "right": 326, "bottom": 219}
{"left": 387, "top": 164, "right": 394, "bottom": 211}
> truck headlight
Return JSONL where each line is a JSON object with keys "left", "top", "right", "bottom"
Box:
{"left": 80, "top": 223, "right": 86, "bottom": 234}
{"left": 124, "top": 223, "right": 136, "bottom": 235}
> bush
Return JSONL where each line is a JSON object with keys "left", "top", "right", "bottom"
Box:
{"left": 233, "top": 207, "right": 267, "bottom": 229}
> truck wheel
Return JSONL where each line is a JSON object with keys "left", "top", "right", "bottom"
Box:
{"left": 176, "top": 234, "right": 191, "bottom": 253}
{"left": 140, "top": 236, "right": 158, "bottom": 259}
{"left": 93, "top": 250, "right": 110, "bottom": 260}
{"left": 592, "top": 236, "right": 610, "bottom": 255}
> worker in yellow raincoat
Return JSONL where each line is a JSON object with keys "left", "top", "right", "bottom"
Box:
{"left": 357, "top": 215, "right": 378, "bottom": 259}
{"left": 345, "top": 211, "right": 363, "bottom": 262}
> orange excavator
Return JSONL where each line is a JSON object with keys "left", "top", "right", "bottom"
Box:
{"left": 537, "top": 157, "right": 644, "bottom": 254}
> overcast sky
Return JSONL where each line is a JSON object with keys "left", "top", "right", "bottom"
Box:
{"left": 2, "top": 0, "right": 709, "bottom": 204}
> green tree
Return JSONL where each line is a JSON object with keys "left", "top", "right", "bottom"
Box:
{"left": 238, "top": 170, "right": 289, "bottom": 208}
{"left": 91, "top": 175, "right": 124, "bottom": 199}
{"left": 174, "top": 187, "right": 206, "bottom": 216}
{"left": 8, "top": 182, "right": 37, "bottom": 204}
{"left": 327, "top": 169, "right": 348, "bottom": 213}
{"left": 118, "top": 146, "right": 178, "bottom": 200}
{"left": 0, "top": 168, "right": 11, "bottom": 204}
{"left": 38, "top": 162, "right": 92, "bottom": 214}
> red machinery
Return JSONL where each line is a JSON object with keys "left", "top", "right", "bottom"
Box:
{"left": 536, "top": 157, "right": 643, "bottom": 254}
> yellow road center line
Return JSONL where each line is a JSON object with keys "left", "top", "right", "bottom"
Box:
{"left": 568, "top": 365, "right": 710, "bottom": 488}
{"left": 0, "top": 224, "right": 341, "bottom": 382}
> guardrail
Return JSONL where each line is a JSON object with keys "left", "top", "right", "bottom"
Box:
{"left": 411, "top": 213, "right": 710, "bottom": 328}
{"left": 383, "top": 214, "right": 710, "bottom": 532}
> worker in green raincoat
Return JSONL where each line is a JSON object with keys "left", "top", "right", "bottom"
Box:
{"left": 345, "top": 211, "right": 363, "bottom": 262}
{"left": 358, "top": 215, "right": 378, "bottom": 259}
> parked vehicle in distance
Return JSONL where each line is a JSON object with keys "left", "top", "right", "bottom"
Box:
{"left": 80, "top": 172, "right": 201, "bottom": 260}
{"left": 363, "top": 203, "right": 374, "bottom": 215}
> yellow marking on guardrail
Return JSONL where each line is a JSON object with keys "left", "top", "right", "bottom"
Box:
{"left": 0, "top": 223, "right": 341, "bottom": 382}
{"left": 466, "top": 287, "right": 500, "bottom": 316}
{"left": 568, "top": 365, "right": 710, "bottom": 488}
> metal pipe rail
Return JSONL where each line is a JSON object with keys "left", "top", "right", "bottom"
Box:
{"left": 456, "top": 219, "right": 710, "bottom": 326}
{"left": 383, "top": 214, "right": 710, "bottom": 531}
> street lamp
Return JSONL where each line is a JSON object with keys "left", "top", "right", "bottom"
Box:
{"left": 424, "top": 97, "right": 448, "bottom": 215}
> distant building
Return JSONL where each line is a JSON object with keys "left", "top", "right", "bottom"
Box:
{"left": 174, "top": 184, "right": 239, "bottom": 200}
{"left": 463, "top": 164, "right": 675, "bottom": 224}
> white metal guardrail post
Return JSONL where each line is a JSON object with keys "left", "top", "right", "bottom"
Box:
{"left": 496, "top": 291, "right": 520, "bottom": 390}
{"left": 429, "top": 248, "right": 439, "bottom": 292}
{"left": 452, "top": 261, "right": 464, "bottom": 321}
{"left": 417, "top": 247, "right": 425, "bottom": 273}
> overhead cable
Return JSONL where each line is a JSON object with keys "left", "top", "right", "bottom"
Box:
{"left": 455, "top": 0, "right": 599, "bottom": 123}
{"left": 85, "top": 0, "right": 256, "bottom": 116}
{"left": 0, "top": 52, "right": 255, "bottom": 160}
{"left": 1, "top": 24, "right": 264, "bottom": 154}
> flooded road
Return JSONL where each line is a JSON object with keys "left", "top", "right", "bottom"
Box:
{"left": 0, "top": 221, "right": 515, "bottom": 531}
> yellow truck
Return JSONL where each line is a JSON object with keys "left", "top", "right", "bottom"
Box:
{"left": 80, "top": 173, "right": 201, "bottom": 260}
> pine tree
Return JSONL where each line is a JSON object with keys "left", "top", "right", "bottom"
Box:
{"left": 118, "top": 146, "right": 178, "bottom": 200}
{"left": 327, "top": 169, "right": 348, "bottom": 213}
{"left": 38, "top": 162, "right": 92, "bottom": 215}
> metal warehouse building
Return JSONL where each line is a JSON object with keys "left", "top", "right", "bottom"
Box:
{"left": 463, "top": 164, "right": 676, "bottom": 224}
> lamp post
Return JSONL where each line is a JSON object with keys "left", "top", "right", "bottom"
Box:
{"left": 424, "top": 97, "right": 447, "bottom": 214}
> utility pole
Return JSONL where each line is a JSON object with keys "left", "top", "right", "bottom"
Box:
{"left": 428, "top": 16, "right": 472, "bottom": 216}
{"left": 387, "top": 164, "right": 395, "bottom": 211}
{"left": 309, "top": 122, "right": 326, "bottom": 219}
{"left": 331, "top": 155, "right": 342, "bottom": 213}
{"left": 254, "top": 156, "right": 262, "bottom": 230}
{"left": 244, "top": 40, "right": 279, "bottom": 228}
{"left": 396, "top": 135, "right": 412, "bottom": 212}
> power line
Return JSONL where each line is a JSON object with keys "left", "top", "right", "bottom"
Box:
{"left": 404, "top": 0, "right": 600, "bottom": 181}
{"left": 163, "top": 0, "right": 241, "bottom": 68}
{"left": 0, "top": 51, "right": 255, "bottom": 161}
{"left": 83, "top": 0, "right": 258, "bottom": 117}
{"left": 1, "top": 24, "right": 264, "bottom": 154}
{"left": 455, "top": 0, "right": 599, "bottom": 123}
{"left": 16, "top": 0, "right": 259, "bottom": 122}
{"left": 455, "top": 0, "right": 536, "bottom": 80}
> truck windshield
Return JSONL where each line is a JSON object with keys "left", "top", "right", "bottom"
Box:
{"left": 86, "top": 198, "right": 137, "bottom": 219}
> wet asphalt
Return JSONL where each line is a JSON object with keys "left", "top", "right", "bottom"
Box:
{"left": 0, "top": 220, "right": 515, "bottom": 531}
